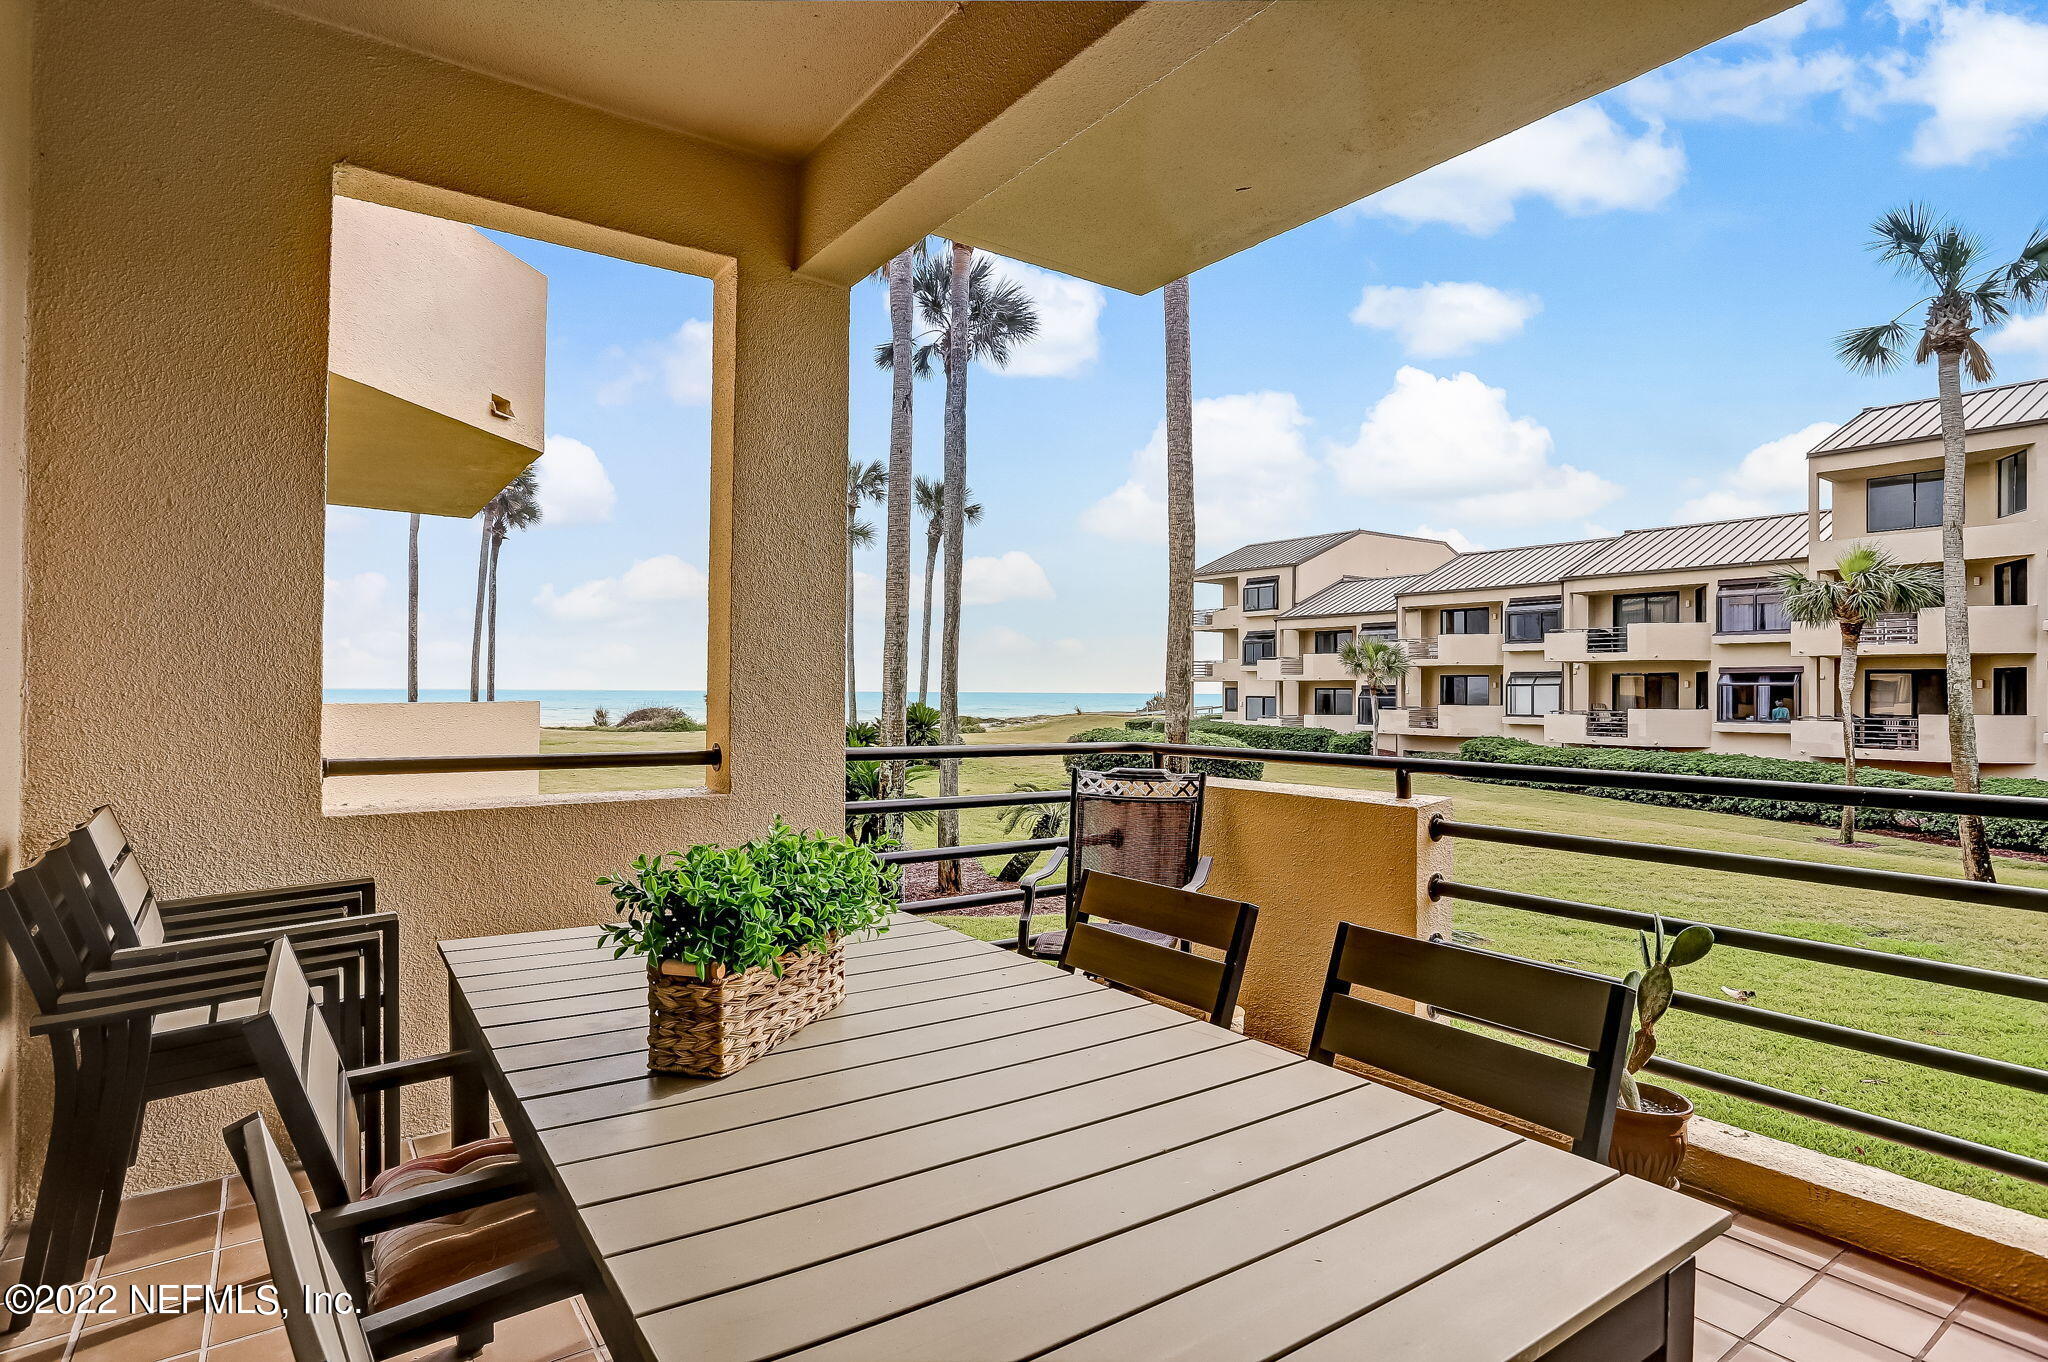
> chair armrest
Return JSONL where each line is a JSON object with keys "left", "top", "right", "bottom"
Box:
{"left": 348, "top": 1051, "right": 475, "bottom": 1093}
{"left": 1019, "top": 848, "right": 1067, "bottom": 888}
{"left": 30, "top": 976, "right": 272, "bottom": 1033}
{"left": 110, "top": 911, "right": 397, "bottom": 968}
{"left": 1182, "top": 856, "right": 1214, "bottom": 894}
{"left": 159, "top": 877, "right": 375, "bottom": 917}
{"left": 313, "top": 1160, "right": 530, "bottom": 1238}
{"left": 361, "top": 1252, "right": 572, "bottom": 1358}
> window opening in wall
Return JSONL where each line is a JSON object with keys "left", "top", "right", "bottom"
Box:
{"left": 321, "top": 194, "right": 714, "bottom": 813}
{"left": 1505, "top": 671, "right": 1562, "bottom": 717}
{"left": 1864, "top": 669, "right": 1947, "bottom": 716}
{"left": 1612, "top": 672, "right": 1679, "bottom": 709}
{"left": 1440, "top": 606, "right": 1490, "bottom": 635}
{"left": 1312, "top": 686, "right": 1352, "bottom": 716}
{"left": 1242, "top": 577, "right": 1279, "bottom": 612}
{"left": 1998, "top": 450, "right": 2027, "bottom": 518}
{"left": 1242, "top": 630, "right": 1278, "bottom": 663}
{"left": 1995, "top": 558, "right": 2029, "bottom": 606}
{"left": 1312, "top": 629, "right": 1353, "bottom": 653}
{"left": 1993, "top": 666, "right": 2028, "bottom": 716}
{"left": 1867, "top": 470, "right": 1942, "bottom": 532}
{"left": 1504, "top": 597, "right": 1561, "bottom": 643}
{"left": 1719, "top": 670, "right": 1800, "bottom": 723}
{"left": 1223, "top": 684, "right": 1239, "bottom": 712}
{"left": 1612, "top": 592, "right": 1678, "bottom": 627}
{"left": 1717, "top": 579, "right": 1789, "bottom": 633}
{"left": 1440, "top": 673, "right": 1491, "bottom": 705}
{"left": 1244, "top": 693, "right": 1277, "bottom": 720}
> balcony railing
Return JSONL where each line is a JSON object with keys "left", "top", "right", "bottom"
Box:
{"left": 1584, "top": 708, "right": 1628, "bottom": 737}
{"left": 1191, "top": 608, "right": 1217, "bottom": 627}
{"left": 1190, "top": 660, "right": 1215, "bottom": 679}
{"left": 847, "top": 737, "right": 2048, "bottom": 1190}
{"left": 1403, "top": 705, "right": 1440, "bottom": 729}
{"left": 1398, "top": 637, "right": 1438, "bottom": 660}
{"left": 1853, "top": 714, "right": 1920, "bottom": 750}
{"left": 1584, "top": 626, "right": 1629, "bottom": 653}
{"left": 1275, "top": 656, "right": 1304, "bottom": 675}
{"left": 1867, "top": 613, "right": 1919, "bottom": 646}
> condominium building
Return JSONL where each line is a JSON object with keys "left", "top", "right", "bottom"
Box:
{"left": 1196, "top": 379, "right": 2048, "bottom": 776}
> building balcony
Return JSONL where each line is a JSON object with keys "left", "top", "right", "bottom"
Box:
{"left": 1545, "top": 620, "right": 1712, "bottom": 663}
{"left": 1791, "top": 604, "right": 2040, "bottom": 658}
{"left": 1790, "top": 713, "right": 2040, "bottom": 764}
{"left": 1401, "top": 633, "right": 1499, "bottom": 666}
{"left": 1378, "top": 703, "right": 1504, "bottom": 738}
{"left": 1809, "top": 520, "right": 2037, "bottom": 574}
{"left": 1190, "top": 660, "right": 1216, "bottom": 679}
{"left": 1256, "top": 655, "right": 1305, "bottom": 680}
{"left": 1192, "top": 608, "right": 1218, "bottom": 628}
{"left": 1544, "top": 707, "right": 1712, "bottom": 748}
{"left": 1256, "top": 652, "right": 1355, "bottom": 682}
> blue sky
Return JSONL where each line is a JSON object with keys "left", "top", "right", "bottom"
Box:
{"left": 326, "top": 0, "right": 2048, "bottom": 697}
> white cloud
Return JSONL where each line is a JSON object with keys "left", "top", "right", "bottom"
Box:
{"left": 1081, "top": 391, "right": 1318, "bottom": 548}
{"left": 595, "top": 319, "right": 714, "bottom": 406}
{"left": 1360, "top": 103, "right": 1684, "bottom": 235}
{"left": 985, "top": 259, "right": 1105, "bottom": 378}
{"left": 1674, "top": 421, "right": 1837, "bottom": 521}
{"left": 532, "top": 435, "right": 616, "bottom": 526}
{"left": 1327, "top": 367, "right": 1622, "bottom": 527}
{"left": 1622, "top": 50, "right": 1857, "bottom": 123}
{"left": 1745, "top": 0, "right": 1847, "bottom": 44}
{"left": 1350, "top": 282, "right": 1540, "bottom": 357}
{"left": 1986, "top": 313, "right": 2048, "bottom": 367}
{"left": 323, "top": 571, "right": 400, "bottom": 687}
{"left": 1884, "top": 3, "right": 2048, "bottom": 166}
{"left": 1411, "top": 524, "right": 1485, "bottom": 553}
{"left": 961, "top": 551, "right": 1055, "bottom": 606}
{"left": 325, "top": 508, "right": 368, "bottom": 534}
{"left": 958, "top": 625, "right": 1161, "bottom": 692}
{"left": 533, "top": 554, "right": 708, "bottom": 623}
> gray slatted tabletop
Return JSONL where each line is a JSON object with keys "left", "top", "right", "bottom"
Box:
{"left": 440, "top": 915, "right": 1729, "bottom": 1362}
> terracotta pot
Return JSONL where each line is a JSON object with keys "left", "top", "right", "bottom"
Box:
{"left": 1608, "top": 1082, "right": 1692, "bottom": 1188}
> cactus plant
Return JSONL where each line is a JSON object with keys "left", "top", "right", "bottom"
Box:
{"left": 1618, "top": 916, "right": 1715, "bottom": 1112}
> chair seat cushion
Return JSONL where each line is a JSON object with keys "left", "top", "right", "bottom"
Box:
{"left": 366, "top": 1137, "right": 549, "bottom": 1310}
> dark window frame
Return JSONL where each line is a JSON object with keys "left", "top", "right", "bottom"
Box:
{"left": 1504, "top": 598, "right": 1562, "bottom": 643}
{"left": 1439, "top": 673, "right": 1491, "bottom": 706}
{"left": 1311, "top": 628, "right": 1353, "bottom": 654}
{"left": 1312, "top": 686, "right": 1353, "bottom": 716}
{"left": 1440, "top": 606, "right": 1491, "bottom": 636}
{"left": 1998, "top": 451, "right": 2028, "bottom": 518}
{"left": 1243, "top": 693, "right": 1277, "bottom": 720}
{"left": 1863, "top": 668, "right": 1947, "bottom": 717}
{"left": 1222, "top": 684, "right": 1238, "bottom": 713}
{"left": 1612, "top": 592, "right": 1680, "bottom": 627}
{"left": 1504, "top": 671, "right": 1563, "bottom": 717}
{"left": 1995, "top": 558, "right": 2029, "bottom": 607}
{"left": 1611, "top": 671, "right": 1680, "bottom": 710}
{"left": 1242, "top": 631, "right": 1278, "bottom": 664}
{"left": 1994, "top": 666, "right": 2028, "bottom": 717}
{"left": 1866, "top": 470, "right": 1942, "bottom": 533}
{"left": 1717, "top": 669, "right": 1802, "bottom": 723}
{"left": 1241, "top": 577, "right": 1280, "bottom": 612}
{"left": 1716, "top": 579, "right": 1790, "bottom": 634}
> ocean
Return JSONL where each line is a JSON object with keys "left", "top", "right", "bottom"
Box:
{"left": 321, "top": 689, "right": 1156, "bottom": 727}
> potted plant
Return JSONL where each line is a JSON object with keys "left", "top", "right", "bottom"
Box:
{"left": 1611, "top": 916, "right": 1715, "bottom": 1187}
{"left": 599, "top": 817, "right": 898, "bottom": 1078}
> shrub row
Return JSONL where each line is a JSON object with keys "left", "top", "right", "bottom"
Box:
{"left": 1452, "top": 735, "right": 2048, "bottom": 853}
{"left": 1190, "top": 718, "right": 1339, "bottom": 752}
{"left": 1065, "top": 727, "right": 1265, "bottom": 781}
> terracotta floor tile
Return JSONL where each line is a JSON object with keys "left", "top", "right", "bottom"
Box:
{"left": 1752, "top": 1309, "right": 1911, "bottom": 1362}
{"left": 205, "top": 1327, "right": 295, "bottom": 1361}
{"left": 1701, "top": 1271, "right": 1783, "bottom": 1336}
{"left": 1729, "top": 1346, "right": 1798, "bottom": 1362}
{"left": 217, "top": 1203, "right": 261, "bottom": 1250}
{"left": 0, "top": 1336, "right": 70, "bottom": 1362}
{"left": 392, "top": 1300, "right": 593, "bottom": 1362}
{"left": 1700, "top": 1237, "right": 1825, "bottom": 1303}
{"left": 1826, "top": 1252, "right": 1968, "bottom": 1317}
{"left": 1698, "top": 1319, "right": 1745, "bottom": 1362}
{"left": 99, "top": 1216, "right": 218, "bottom": 1278}
{"left": 1929, "top": 1327, "right": 2048, "bottom": 1362}
{"left": 1730, "top": 1216, "right": 1842, "bottom": 1271}
{"left": 110, "top": 1184, "right": 219, "bottom": 1238}
{"left": 1793, "top": 1274, "right": 1946, "bottom": 1356}
{"left": 71, "top": 1306, "right": 206, "bottom": 1361}
{"left": 1953, "top": 1298, "right": 2048, "bottom": 1358}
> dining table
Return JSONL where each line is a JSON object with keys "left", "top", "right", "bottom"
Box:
{"left": 438, "top": 912, "right": 1729, "bottom": 1362}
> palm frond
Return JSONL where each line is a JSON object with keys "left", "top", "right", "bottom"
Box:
{"left": 1835, "top": 322, "right": 1908, "bottom": 374}
{"left": 2002, "top": 232, "right": 2048, "bottom": 303}
{"left": 1965, "top": 336, "right": 1996, "bottom": 385}
{"left": 1924, "top": 224, "right": 1985, "bottom": 291}
{"left": 1869, "top": 203, "right": 1937, "bottom": 275}
{"left": 1969, "top": 279, "right": 2012, "bottom": 327}
{"left": 847, "top": 517, "right": 876, "bottom": 548}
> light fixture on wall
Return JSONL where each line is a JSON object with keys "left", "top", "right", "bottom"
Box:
{"left": 489, "top": 394, "right": 514, "bottom": 419}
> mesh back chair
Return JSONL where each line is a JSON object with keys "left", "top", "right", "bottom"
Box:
{"left": 0, "top": 813, "right": 394, "bottom": 1332}
{"left": 1060, "top": 871, "right": 1257, "bottom": 1026}
{"left": 236, "top": 941, "right": 574, "bottom": 1360}
{"left": 1309, "top": 923, "right": 1635, "bottom": 1161}
{"left": 1017, "top": 768, "right": 1211, "bottom": 959}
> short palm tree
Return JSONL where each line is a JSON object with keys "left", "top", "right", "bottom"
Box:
{"left": 846, "top": 458, "right": 886, "bottom": 724}
{"left": 1774, "top": 544, "right": 1943, "bottom": 844}
{"left": 1836, "top": 205, "right": 2048, "bottom": 881}
{"left": 912, "top": 475, "right": 982, "bottom": 704}
{"left": 1339, "top": 636, "right": 1410, "bottom": 755}
{"left": 472, "top": 467, "right": 541, "bottom": 702}
{"left": 993, "top": 785, "right": 1071, "bottom": 882}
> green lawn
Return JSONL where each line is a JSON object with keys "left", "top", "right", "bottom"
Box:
{"left": 545, "top": 712, "right": 2048, "bottom": 1215}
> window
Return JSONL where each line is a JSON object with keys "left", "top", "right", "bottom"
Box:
{"left": 1440, "top": 674, "right": 1491, "bottom": 706}
{"left": 1243, "top": 694, "right": 1277, "bottom": 720}
{"left": 1441, "top": 607, "right": 1490, "bottom": 635}
{"left": 1312, "top": 629, "right": 1353, "bottom": 654}
{"left": 1358, "top": 685, "right": 1397, "bottom": 720}
{"left": 1999, "top": 451, "right": 2028, "bottom": 517}
{"left": 1612, "top": 673, "right": 1679, "bottom": 709}
{"left": 1996, "top": 559, "right": 2029, "bottom": 606}
{"left": 1696, "top": 670, "right": 1708, "bottom": 709}
{"left": 1504, "top": 597, "right": 1562, "bottom": 643}
{"left": 1612, "top": 592, "right": 1678, "bottom": 626}
{"left": 1719, "top": 670, "right": 1801, "bottom": 722}
{"left": 1864, "top": 669, "right": 1947, "bottom": 716}
{"left": 1242, "top": 577, "right": 1279, "bottom": 612}
{"left": 1505, "top": 672, "right": 1562, "bottom": 717}
{"left": 1867, "top": 470, "right": 1942, "bottom": 532}
{"left": 1357, "top": 622, "right": 1397, "bottom": 640}
{"left": 1222, "top": 684, "right": 1238, "bottom": 713}
{"left": 1242, "top": 631, "right": 1277, "bottom": 663}
{"left": 1312, "top": 686, "right": 1353, "bottom": 716}
{"left": 1994, "top": 666, "right": 2028, "bottom": 716}
{"left": 1716, "top": 580, "right": 1789, "bottom": 634}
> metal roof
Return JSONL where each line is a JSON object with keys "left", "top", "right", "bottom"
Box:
{"left": 1278, "top": 573, "right": 1418, "bottom": 619}
{"left": 1811, "top": 377, "right": 2048, "bottom": 455}
{"left": 1564, "top": 510, "right": 1825, "bottom": 579}
{"left": 1194, "top": 530, "right": 1363, "bottom": 576}
{"left": 1399, "top": 537, "right": 1614, "bottom": 596}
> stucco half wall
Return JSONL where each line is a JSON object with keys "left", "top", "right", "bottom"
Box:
{"left": 20, "top": 0, "right": 847, "bottom": 1201}
{"left": 321, "top": 701, "right": 541, "bottom": 812}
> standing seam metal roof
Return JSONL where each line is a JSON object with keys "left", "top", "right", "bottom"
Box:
{"left": 1398, "top": 537, "right": 1615, "bottom": 596}
{"left": 1810, "top": 378, "right": 2048, "bottom": 454}
{"left": 1194, "top": 530, "right": 1363, "bottom": 575}
{"left": 1277, "top": 574, "right": 1418, "bottom": 619}
{"left": 1563, "top": 510, "right": 1825, "bottom": 579}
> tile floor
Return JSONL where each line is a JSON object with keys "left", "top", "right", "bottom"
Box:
{"left": 1, "top": 1149, "right": 2042, "bottom": 1362}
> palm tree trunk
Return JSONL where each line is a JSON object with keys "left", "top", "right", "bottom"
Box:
{"left": 919, "top": 527, "right": 941, "bottom": 705}
{"left": 1935, "top": 349, "right": 1995, "bottom": 881}
{"left": 406, "top": 513, "right": 421, "bottom": 703}
{"left": 469, "top": 517, "right": 490, "bottom": 702}
{"left": 1162, "top": 277, "right": 1195, "bottom": 770}
{"left": 935, "top": 241, "right": 971, "bottom": 898}
{"left": 486, "top": 535, "right": 503, "bottom": 701}
{"left": 1837, "top": 624, "right": 1861, "bottom": 843}
{"left": 880, "top": 247, "right": 918, "bottom": 807}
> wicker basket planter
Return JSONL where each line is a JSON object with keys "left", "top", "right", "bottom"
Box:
{"left": 646, "top": 940, "right": 847, "bottom": 1077}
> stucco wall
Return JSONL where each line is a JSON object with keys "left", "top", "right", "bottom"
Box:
{"left": 321, "top": 701, "right": 540, "bottom": 812}
{"left": 21, "top": 0, "right": 847, "bottom": 1200}
{"left": 0, "top": 0, "right": 31, "bottom": 1222}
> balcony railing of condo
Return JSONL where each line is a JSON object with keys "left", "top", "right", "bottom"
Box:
{"left": 1584, "top": 707, "right": 1628, "bottom": 737}
{"left": 1866, "top": 613, "right": 1920, "bottom": 646}
{"left": 1852, "top": 714, "right": 1921, "bottom": 750}
{"left": 848, "top": 736, "right": 2048, "bottom": 1192}
{"left": 1192, "top": 608, "right": 1217, "bottom": 627}
{"left": 1190, "top": 660, "right": 1215, "bottom": 679}
{"left": 1275, "top": 656, "right": 1304, "bottom": 675}
{"left": 1404, "top": 705, "right": 1440, "bottom": 729}
{"left": 1398, "top": 637, "right": 1439, "bottom": 660}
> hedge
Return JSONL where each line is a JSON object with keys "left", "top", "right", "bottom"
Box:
{"left": 1190, "top": 718, "right": 1336, "bottom": 753}
{"left": 1064, "top": 727, "right": 1265, "bottom": 781}
{"left": 1452, "top": 736, "right": 2048, "bottom": 853}
{"left": 1123, "top": 717, "right": 1163, "bottom": 732}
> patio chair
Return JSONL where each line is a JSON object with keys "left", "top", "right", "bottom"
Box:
{"left": 1015, "top": 767, "right": 1211, "bottom": 959}
{"left": 1059, "top": 870, "right": 1257, "bottom": 1027}
{"left": 1308, "top": 922, "right": 1636, "bottom": 1161}
{"left": 230, "top": 939, "right": 577, "bottom": 1361}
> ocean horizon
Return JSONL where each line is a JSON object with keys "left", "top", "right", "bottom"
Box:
{"left": 322, "top": 688, "right": 1160, "bottom": 727}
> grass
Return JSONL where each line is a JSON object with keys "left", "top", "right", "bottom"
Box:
{"left": 545, "top": 711, "right": 2048, "bottom": 1215}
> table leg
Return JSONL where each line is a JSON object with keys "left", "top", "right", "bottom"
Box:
{"left": 448, "top": 984, "right": 490, "bottom": 1144}
{"left": 1659, "top": 1258, "right": 1696, "bottom": 1362}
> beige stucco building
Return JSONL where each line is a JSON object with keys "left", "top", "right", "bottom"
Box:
{"left": 1200, "top": 382, "right": 2048, "bottom": 777}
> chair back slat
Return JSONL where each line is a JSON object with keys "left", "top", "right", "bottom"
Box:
{"left": 1062, "top": 871, "right": 1256, "bottom": 1026}
{"left": 243, "top": 942, "right": 363, "bottom": 1206}
{"left": 1068, "top": 768, "right": 1204, "bottom": 888}
{"left": 223, "top": 1115, "right": 375, "bottom": 1362}
{"left": 0, "top": 847, "right": 112, "bottom": 1008}
{"left": 1310, "top": 923, "right": 1634, "bottom": 1160}
{"left": 67, "top": 809, "right": 161, "bottom": 949}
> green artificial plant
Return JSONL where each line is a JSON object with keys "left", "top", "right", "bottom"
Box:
{"left": 1618, "top": 914, "right": 1715, "bottom": 1111}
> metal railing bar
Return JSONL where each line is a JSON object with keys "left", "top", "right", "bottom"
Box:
{"left": 850, "top": 742, "right": 1152, "bottom": 762}
{"left": 851, "top": 790, "right": 1069, "bottom": 815}
{"left": 1432, "top": 817, "right": 2048, "bottom": 915}
{"left": 324, "top": 747, "right": 722, "bottom": 777}
{"left": 898, "top": 884, "right": 1069, "bottom": 915}
{"left": 1644, "top": 1057, "right": 2048, "bottom": 1184}
{"left": 879, "top": 838, "right": 1063, "bottom": 866}
{"left": 1431, "top": 878, "right": 2048, "bottom": 1004}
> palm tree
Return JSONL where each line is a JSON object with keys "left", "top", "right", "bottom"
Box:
{"left": 912, "top": 475, "right": 982, "bottom": 704}
{"left": 1836, "top": 205, "right": 2048, "bottom": 880}
{"left": 845, "top": 458, "right": 886, "bottom": 724}
{"left": 879, "top": 244, "right": 920, "bottom": 807}
{"left": 1338, "top": 636, "right": 1410, "bottom": 755}
{"left": 406, "top": 514, "right": 420, "bottom": 703}
{"left": 1162, "top": 277, "right": 1195, "bottom": 766}
{"left": 1775, "top": 544, "right": 1943, "bottom": 844}
{"left": 993, "top": 786, "right": 1071, "bottom": 882}
{"left": 483, "top": 467, "right": 540, "bottom": 701}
